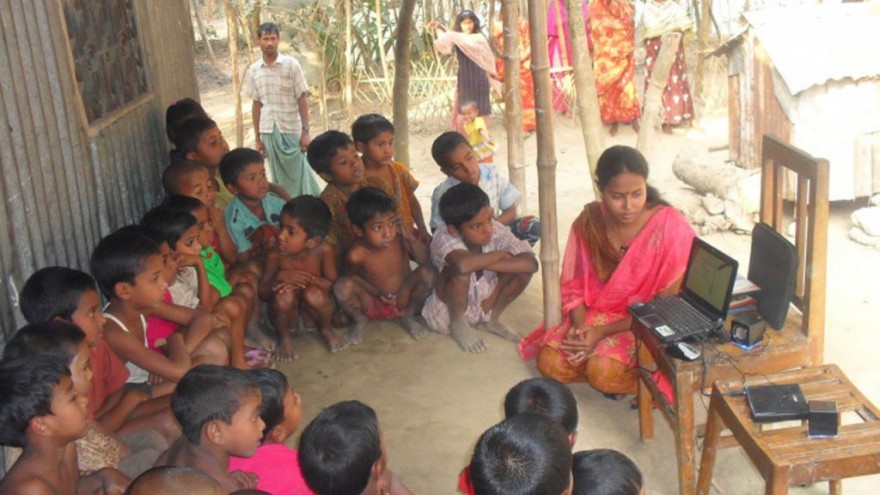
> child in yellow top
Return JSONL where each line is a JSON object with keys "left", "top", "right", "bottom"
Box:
{"left": 460, "top": 101, "right": 495, "bottom": 163}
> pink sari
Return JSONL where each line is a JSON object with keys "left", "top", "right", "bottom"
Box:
{"left": 519, "top": 202, "right": 694, "bottom": 393}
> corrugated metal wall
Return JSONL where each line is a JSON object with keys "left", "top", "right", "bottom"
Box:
{"left": 0, "top": 0, "right": 197, "bottom": 340}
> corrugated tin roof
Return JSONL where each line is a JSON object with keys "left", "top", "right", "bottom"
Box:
{"left": 744, "top": 2, "right": 880, "bottom": 95}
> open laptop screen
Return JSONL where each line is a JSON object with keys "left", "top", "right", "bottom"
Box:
{"left": 682, "top": 238, "right": 738, "bottom": 318}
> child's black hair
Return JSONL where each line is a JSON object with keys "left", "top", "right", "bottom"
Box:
{"left": 249, "top": 368, "right": 290, "bottom": 442}
{"left": 142, "top": 204, "right": 198, "bottom": 250}
{"left": 454, "top": 9, "right": 482, "bottom": 32}
{"left": 257, "top": 22, "right": 280, "bottom": 37}
{"left": 171, "top": 365, "right": 261, "bottom": 445}
{"left": 163, "top": 194, "right": 206, "bottom": 216}
{"left": 90, "top": 228, "right": 161, "bottom": 299}
{"left": 172, "top": 116, "right": 219, "bottom": 157}
{"left": 439, "top": 182, "right": 490, "bottom": 229}
{"left": 306, "top": 130, "right": 354, "bottom": 176}
{"left": 166, "top": 98, "right": 208, "bottom": 144}
{"left": 299, "top": 400, "right": 381, "bottom": 495}
{"left": 470, "top": 413, "right": 573, "bottom": 495}
{"left": 162, "top": 160, "right": 211, "bottom": 196}
{"left": 2, "top": 321, "right": 86, "bottom": 364}
{"left": 220, "top": 147, "right": 264, "bottom": 187}
{"left": 19, "top": 267, "right": 98, "bottom": 323}
{"left": 351, "top": 113, "right": 395, "bottom": 144}
{"left": 431, "top": 131, "right": 470, "bottom": 169}
{"left": 572, "top": 449, "right": 643, "bottom": 495}
{"left": 504, "top": 377, "right": 579, "bottom": 435}
{"left": 0, "top": 354, "right": 72, "bottom": 447}
{"left": 346, "top": 187, "right": 395, "bottom": 229}
{"left": 596, "top": 145, "right": 668, "bottom": 207}
{"left": 281, "top": 195, "right": 332, "bottom": 239}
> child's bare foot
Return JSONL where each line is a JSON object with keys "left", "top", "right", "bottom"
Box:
{"left": 399, "top": 316, "right": 429, "bottom": 340}
{"left": 275, "top": 335, "right": 299, "bottom": 362}
{"left": 451, "top": 320, "right": 486, "bottom": 353}
{"left": 320, "top": 327, "right": 347, "bottom": 353}
{"left": 481, "top": 320, "right": 520, "bottom": 342}
{"left": 345, "top": 320, "right": 367, "bottom": 346}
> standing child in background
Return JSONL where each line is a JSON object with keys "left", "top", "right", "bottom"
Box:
{"left": 334, "top": 188, "right": 434, "bottom": 345}
{"left": 351, "top": 113, "right": 430, "bottom": 241}
{"left": 424, "top": 183, "right": 537, "bottom": 353}
{"left": 299, "top": 400, "right": 413, "bottom": 495}
{"left": 430, "top": 131, "right": 540, "bottom": 246}
{"left": 0, "top": 355, "right": 130, "bottom": 495}
{"left": 306, "top": 130, "right": 395, "bottom": 261}
{"left": 221, "top": 148, "right": 288, "bottom": 260}
{"left": 469, "top": 414, "right": 573, "bottom": 495}
{"left": 228, "top": 369, "right": 313, "bottom": 495}
{"left": 155, "top": 365, "right": 265, "bottom": 493}
{"left": 259, "top": 196, "right": 342, "bottom": 359}
{"left": 572, "top": 449, "right": 644, "bottom": 495}
{"left": 460, "top": 101, "right": 496, "bottom": 163}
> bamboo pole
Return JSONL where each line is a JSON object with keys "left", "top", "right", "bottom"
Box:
{"left": 344, "top": 0, "right": 353, "bottom": 118}
{"left": 565, "top": 0, "right": 603, "bottom": 199}
{"left": 636, "top": 32, "right": 681, "bottom": 165}
{"left": 501, "top": 1, "right": 527, "bottom": 213}
{"left": 528, "top": 0, "right": 561, "bottom": 329}
{"left": 223, "top": 0, "right": 244, "bottom": 147}
{"left": 553, "top": 0, "right": 570, "bottom": 70}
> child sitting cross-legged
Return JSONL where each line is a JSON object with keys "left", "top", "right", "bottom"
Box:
{"left": 430, "top": 131, "right": 540, "bottom": 246}
{"left": 334, "top": 187, "right": 435, "bottom": 345}
{"left": 258, "top": 195, "right": 342, "bottom": 358}
{"left": 470, "top": 413, "right": 573, "bottom": 495}
{"left": 155, "top": 365, "right": 265, "bottom": 493}
{"left": 0, "top": 354, "right": 130, "bottom": 495}
{"left": 228, "top": 369, "right": 313, "bottom": 495}
{"left": 299, "top": 400, "right": 413, "bottom": 495}
{"left": 306, "top": 130, "right": 395, "bottom": 263}
{"left": 423, "top": 183, "right": 538, "bottom": 353}
{"left": 351, "top": 114, "right": 429, "bottom": 241}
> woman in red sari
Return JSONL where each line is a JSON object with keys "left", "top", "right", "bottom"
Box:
{"left": 519, "top": 146, "right": 694, "bottom": 396}
{"left": 589, "top": 0, "right": 641, "bottom": 136}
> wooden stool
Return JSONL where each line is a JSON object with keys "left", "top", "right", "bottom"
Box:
{"left": 696, "top": 365, "right": 880, "bottom": 495}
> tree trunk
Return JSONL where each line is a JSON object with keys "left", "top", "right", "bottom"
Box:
{"left": 392, "top": 0, "right": 417, "bottom": 168}
{"left": 344, "top": 0, "right": 354, "bottom": 118}
{"left": 234, "top": 1, "right": 255, "bottom": 64}
{"left": 528, "top": 0, "right": 562, "bottom": 329}
{"left": 376, "top": 0, "right": 391, "bottom": 93}
{"left": 636, "top": 32, "right": 681, "bottom": 165}
{"left": 190, "top": 0, "right": 218, "bottom": 68}
{"left": 252, "top": 0, "right": 262, "bottom": 39}
{"left": 694, "top": 0, "right": 713, "bottom": 105}
{"left": 565, "top": 0, "right": 604, "bottom": 199}
{"left": 501, "top": 1, "right": 527, "bottom": 213}
{"left": 223, "top": 0, "right": 243, "bottom": 147}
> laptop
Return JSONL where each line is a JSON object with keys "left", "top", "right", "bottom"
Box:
{"left": 628, "top": 237, "right": 739, "bottom": 343}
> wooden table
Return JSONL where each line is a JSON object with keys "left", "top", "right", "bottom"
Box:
{"left": 696, "top": 365, "right": 880, "bottom": 495}
{"left": 633, "top": 313, "right": 812, "bottom": 495}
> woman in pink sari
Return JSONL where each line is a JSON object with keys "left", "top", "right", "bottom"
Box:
{"left": 519, "top": 146, "right": 694, "bottom": 396}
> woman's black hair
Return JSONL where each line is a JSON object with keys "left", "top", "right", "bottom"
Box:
{"left": 595, "top": 145, "right": 668, "bottom": 206}
{"left": 454, "top": 10, "right": 482, "bottom": 32}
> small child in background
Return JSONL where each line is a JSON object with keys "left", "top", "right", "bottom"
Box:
{"left": 299, "top": 400, "right": 413, "bottom": 495}
{"left": 259, "top": 195, "right": 341, "bottom": 358}
{"left": 307, "top": 130, "right": 395, "bottom": 262}
{"left": 423, "top": 183, "right": 537, "bottom": 353}
{"left": 128, "top": 466, "right": 225, "bottom": 495}
{"left": 469, "top": 413, "right": 573, "bottom": 495}
{"left": 460, "top": 102, "right": 496, "bottom": 163}
{"left": 429, "top": 131, "right": 540, "bottom": 246}
{"left": 351, "top": 114, "right": 430, "bottom": 241}
{"left": 221, "top": 148, "right": 287, "bottom": 260}
{"left": 0, "top": 355, "right": 130, "bottom": 495}
{"left": 155, "top": 365, "right": 265, "bottom": 493}
{"left": 334, "top": 187, "right": 434, "bottom": 344}
{"left": 228, "top": 369, "right": 313, "bottom": 495}
{"left": 92, "top": 228, "right": 193, "bottom": 385}
{"left": 572, "top": 449, "right": 644, "bottom": 495}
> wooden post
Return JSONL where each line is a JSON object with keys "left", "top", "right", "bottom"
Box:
{"left": 501, "top": 1, "right": 527, "bottom": 213}
{"left": 636, "top": 32, "right": 681, "bottom": 165}
{"left": 693, "top": 0, "right": 713, "bottom": 105}
{"left": 392, "top": 0, "right": 417, "bottom": 168}
{"left": 528, "top": 0, "right": 562, "bottom": 329}
{"left": 565, "top": 0, "right": 603, "bottom": 199}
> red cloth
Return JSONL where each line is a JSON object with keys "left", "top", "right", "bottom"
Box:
{"left": 458, "top": 465, "right": 475, "bottom": 495}
{"left": 229, "top": 444, "right": 313, "bottom": 495}
{"left": 145, "top": 289, "right": 178, "bottom": 354}
{"left": 365, "top": 296, "right": 405, "bottom": 321}
{"left": 87, "top": 339, "right": 130, "bottom": 419}
{"left": 589, "top": 0, "right": 641, "bottom": 124}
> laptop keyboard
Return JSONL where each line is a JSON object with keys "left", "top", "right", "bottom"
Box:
{"left": 650, "top": 297, "right": 713, "bottom": 339}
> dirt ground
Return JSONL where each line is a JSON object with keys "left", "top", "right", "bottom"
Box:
{"left": 199, "top": 65, "right": 880, "bottom": 494}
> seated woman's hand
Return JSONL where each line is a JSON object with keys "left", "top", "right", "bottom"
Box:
{"left": 560, "top": 325, "right": 603, "bottom": 364}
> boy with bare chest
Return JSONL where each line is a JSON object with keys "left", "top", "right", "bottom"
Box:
{"left": 334, "top": 188, "right": 435, "bottom": 345}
